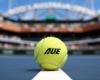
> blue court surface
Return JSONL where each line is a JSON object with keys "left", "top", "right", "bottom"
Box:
{"left": 0, "top": 55, "right": 100, "bottom": 80}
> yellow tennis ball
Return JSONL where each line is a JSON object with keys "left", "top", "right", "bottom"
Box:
{"left": 34, "top": 37, "right": 68, "bottom": 70}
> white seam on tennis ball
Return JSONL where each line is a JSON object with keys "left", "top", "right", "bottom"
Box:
{"left": 40, "top": 61, "right": 58, "bottom": 66}
{"left": 35, "top": 38, "right": 46, "bottom": 59}
{"left": 36, "top": 37, "right": 50, "bottom": 59}
{"left": 40, "top": 61, "right": 60, "bottom": 69}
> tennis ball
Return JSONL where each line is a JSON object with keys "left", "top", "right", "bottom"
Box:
{"left": 34, "top": 37, "right": 68, "bottom": 70}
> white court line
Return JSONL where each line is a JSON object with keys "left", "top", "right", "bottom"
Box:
{"left": 32, "top": 69, "right": 72, "bottom": 80}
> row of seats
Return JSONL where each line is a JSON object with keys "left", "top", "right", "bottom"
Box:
{"left": 0, "top": 21, "right": 99, "bottom": 33}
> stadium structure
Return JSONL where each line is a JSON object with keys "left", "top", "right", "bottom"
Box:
{"left": 0, "top": 1, "right": 100, "bottom": 55}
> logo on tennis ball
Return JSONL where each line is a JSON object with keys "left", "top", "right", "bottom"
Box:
{"left": 44, "top": 48, "right": 61, "bottom": 54}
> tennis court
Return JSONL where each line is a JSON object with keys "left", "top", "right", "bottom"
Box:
{"left": 0, "top": 55, "right": 100, "bottom": 80}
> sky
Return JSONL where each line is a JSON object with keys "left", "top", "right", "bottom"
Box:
{"left": 0, "top": 0, "right": 100, "bottom": 20}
